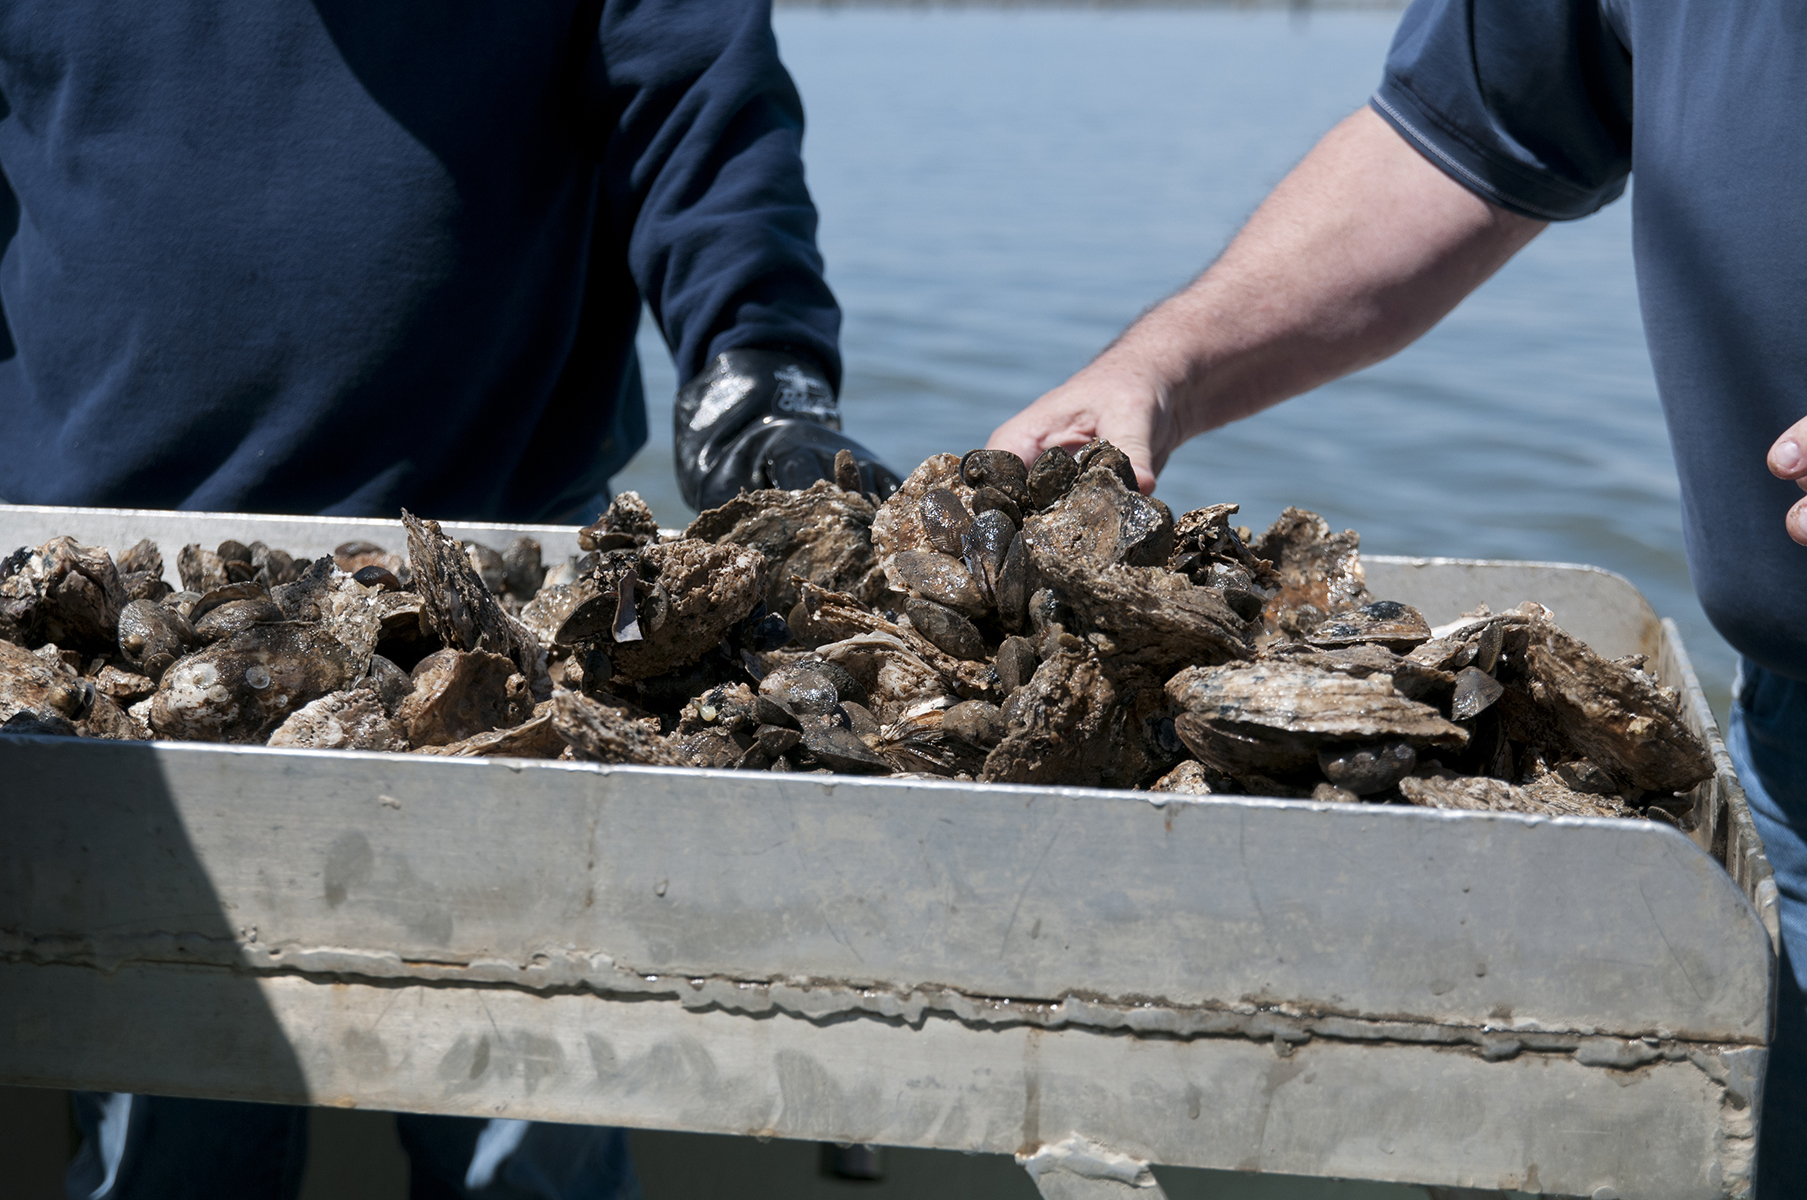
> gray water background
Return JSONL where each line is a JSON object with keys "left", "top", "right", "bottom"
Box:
{"left": 613, "top": 6, "right": 1735, "bottom": 717}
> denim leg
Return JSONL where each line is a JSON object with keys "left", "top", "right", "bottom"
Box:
{"left": 395, "top": 1115, "right": 641, "bottom": 1200}
{"left": 66, "top": 1093, "right": 308, "bottom": 1200}
{"left": 1727, "top": 661, "right": 1807, "bottom": 1200}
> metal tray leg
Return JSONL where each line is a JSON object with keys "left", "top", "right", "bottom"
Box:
{"left": 1017, "top": 1135, "right": 1169, "bottom": 1200}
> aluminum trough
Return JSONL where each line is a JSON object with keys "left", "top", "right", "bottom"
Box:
{"left": 0, "top": 505, "right": 1778, "bottom": 1199}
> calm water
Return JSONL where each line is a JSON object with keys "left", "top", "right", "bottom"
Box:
{"left": 614, "top": 7, "right": 1732, "bottom": 718}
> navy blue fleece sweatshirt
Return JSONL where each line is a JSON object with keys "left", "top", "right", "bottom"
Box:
{"left": 0, "top": 0, "right": 839, "bottom": 521}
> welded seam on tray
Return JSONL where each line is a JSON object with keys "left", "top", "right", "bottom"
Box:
{"left": 3, "top": 932, "right": 1764, "bottom": 1063}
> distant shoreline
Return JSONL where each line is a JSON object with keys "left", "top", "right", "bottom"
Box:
{"left": 775, "top": 0, "right": 1406, "bottom": 9}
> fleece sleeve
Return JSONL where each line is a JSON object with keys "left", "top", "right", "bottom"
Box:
{"left": 581, "top": 0, "right": 842, "bottom": 390}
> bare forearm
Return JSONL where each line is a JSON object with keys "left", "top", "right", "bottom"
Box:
{"left": 989, "top": 107, "right": 1545, "bottom": 489}
{"left": 1112, "top": 107, "right": 1542, "bottom": 435}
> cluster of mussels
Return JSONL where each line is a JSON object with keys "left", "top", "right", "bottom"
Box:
{"left": 0, "top": 441, "right": 1714, "bottom": 822}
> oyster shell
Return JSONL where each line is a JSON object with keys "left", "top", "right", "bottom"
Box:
{"left": 1150, "top": 760, "right": 1228, "bottom": 795}
{"left": 503, "top": 537, "right": 546, "bottom": 601}
{"left": 0, "top": 639, "right": 146, "bottom": 740}
{"left": 117, "top": 598, "right": 198, "bottom": 681}
{"left": 1305, "top": 600, "right": 1432, "bottom": 652}
{"left": 815, "top": 631, "right": 954, "bottom": 724}
{"left": 685, "top": 479, "right": 883, "bottom": 615}
{"left": 579, "top": 490, "right": 660, "bottom": 552}
{"left": 1023, "top": 465, "right": 1169, "bottom": 568}
{"left": 94, "top": 664, "right": 156, "bottom": 705}
{"left": 981, "top": 632, "right": 1176, "bottom": 789}
{"left": 117, "top": 538, "right": 163, "bottom": 577}
{"left": 601, "top": 540, "right": 764, "bottom": 683}
{"left": 402, "top": 511, "right": 548, "bottom": 698}
{"left": 177, "top": 544, "right": 229, "bottom": 594}
{"left": 1398, "top": 769, "right": 1632, "bottom": 820}
{"left": 874, "top": 706, "right": 990, "bottom": 777}
{"left": 150, "top": 622, "right": 355, "bottom": 743}
{"left": 1, "top": 537, "right": 125, "bottom": 653}
{"left": 1165, "top": 660, "right": 1466, "bottom": 781}
{"left": 267, "top": 689, "right": 405, "bottom": 751}
{"left": 395, "top": 648, "right": 530, "bottom": 748}
{"left": 1249, "top": 508, "right": 1370, "bottom": 643}
{"left": 871, "top": 454, "right": 980, "bottom": 587}
{"left": 550, "top": 688, "right": 683, "bottom": 765}
{"left": 1518, "top": 619, "right": 1713, "bottom": 793}
{"left": 416, "top": 701, "right": 565, "bottom": 758}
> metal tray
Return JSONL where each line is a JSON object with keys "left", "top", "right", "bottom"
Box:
{"left": 0, "top": 505, "right": 1777, "bottom": 1199}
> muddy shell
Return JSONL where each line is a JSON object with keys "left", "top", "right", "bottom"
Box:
{"left": 1, "top": 538, "right": 125, "bottom": 653}
{"left": 396, "top": 648, "right": 530, "bottom": 748}
{"left": 150, "top": 622, "right": 355, "bottom": 743}
{"left": 268, "top": 689, "right": 405, "bottom": 751}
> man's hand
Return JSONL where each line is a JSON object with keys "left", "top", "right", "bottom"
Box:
{"left": 985, "top": 363, "right": 1178, "bottom": 496}
{"left": 1768, "top": 418, "right": 1807, "bottom": 544}
{"left": 675, "top": 349, "right": 899, "bottom": 511}
{"left": 987, "top": 107, "right": 1543, "bottom": 490}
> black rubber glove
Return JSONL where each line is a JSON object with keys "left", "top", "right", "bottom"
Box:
{"left": 675, "top": 349, "right": 901, "bottom": 512}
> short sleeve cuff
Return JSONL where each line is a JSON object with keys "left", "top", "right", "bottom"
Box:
{"left": 1371, "top": 80, "right": 1626, "bottom": 222}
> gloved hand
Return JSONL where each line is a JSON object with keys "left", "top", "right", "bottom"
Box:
{"left": 675, "top": 348, "right": 901, "bottom": 512}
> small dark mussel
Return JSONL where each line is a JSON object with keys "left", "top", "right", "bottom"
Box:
{"left": 193, "top": 597, "right": 286, "bottom": 645}
{"left": 919, "top": 488, "right": 973, "bottom": 558}
{"left": 217, "top": 540, "right": 258, "bottom": 583}
{"left": 959, "top": 449, "right": 1030, "bottom": 507}
{"left": 904, "top": 598, "right": 989, "bottom": 662}
{"left": 189, "top": 582, "right": 283, "bottom": 645}
{"left": 1026, "top": 445, "right": 1080, "bottom": 510}
{"left": 760, "top": 665, "right": 840, "bottom": 716}
{"left": 994, "top": 635, "right": 1038, "bottom": 693}
{"left": 961, "top": 509, "right": 1016, "bottom": 604}
{"left": 968, "top": 486, "right": 1022, "bottom": 527}
{"left": 729, "top": 603, "right": 792, "bottom": 654}
{"left": 893, "top": 550, "right": 988, "bottom": 617}
{"left": 1075, "top": 440, "right": 1139, "bottom": 493}
{"left": 353, "top": 565, "right": 403, "bottom": 592}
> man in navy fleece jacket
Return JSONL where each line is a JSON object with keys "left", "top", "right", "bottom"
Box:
{"left": 0, "top": 0, "right": 893, "bottom": 522}
{"left": 1, "top": 1, "right": 892, "bottom": 1197}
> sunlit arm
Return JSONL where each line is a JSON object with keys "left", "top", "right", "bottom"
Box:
{"left": 986, "top": 106, "right": 1546, "bottom": 493}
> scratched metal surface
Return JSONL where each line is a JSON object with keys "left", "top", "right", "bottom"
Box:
{"left": 0, "top": 505, "right": 1776, "bottom": 1197}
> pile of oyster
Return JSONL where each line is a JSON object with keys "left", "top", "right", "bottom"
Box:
{"left": 0, "top": 441, "right": 1714, "bottom": 824}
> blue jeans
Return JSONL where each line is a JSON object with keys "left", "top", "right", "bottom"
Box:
{"left": 65, "top": 1094, "right": 640, "bottom": 1200}
{"left": 1729, "top": 661, "right": 1807, "bottom": 1199}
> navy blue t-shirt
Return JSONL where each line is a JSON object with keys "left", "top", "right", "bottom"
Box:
{"left": 0, "top": 0, "right": 839, "bottom": 523}
{"left": 1373, "top": 0, "right": 1807, "bottom": 681}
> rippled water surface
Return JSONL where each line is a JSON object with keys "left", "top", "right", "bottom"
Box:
{"left": 615, "top": 7, "right": 1733, "bottom": 715}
